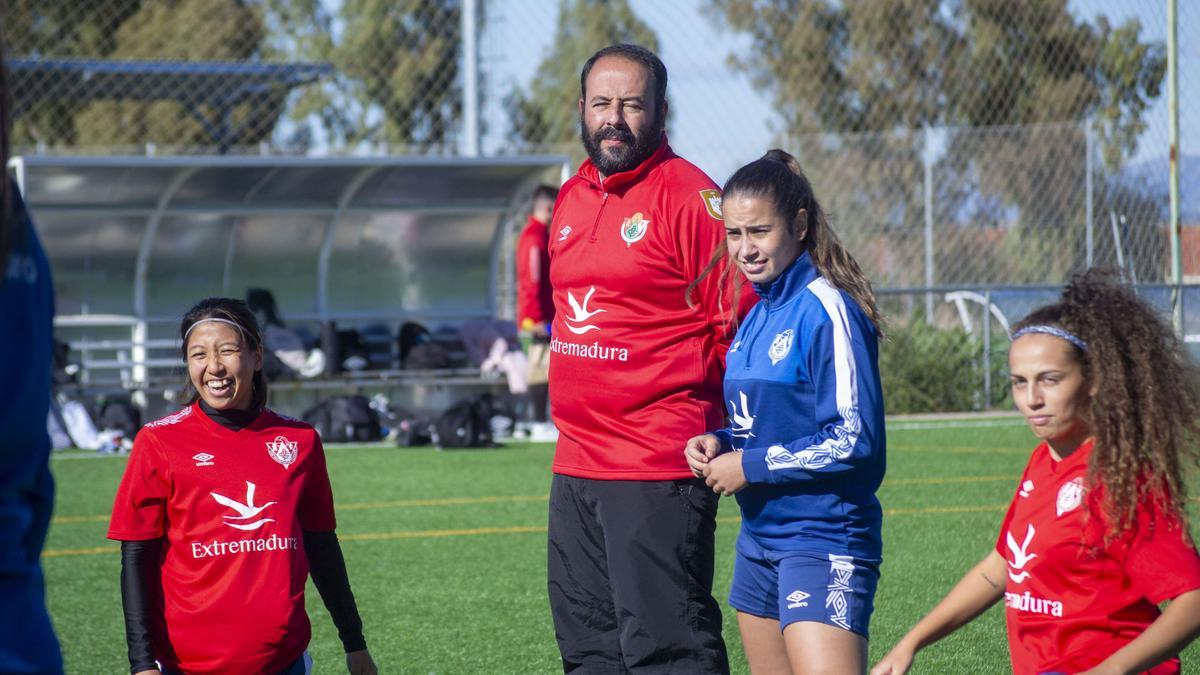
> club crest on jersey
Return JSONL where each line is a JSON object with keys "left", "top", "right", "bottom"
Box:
{"left": 266, "top": 436, "right": 298, "bottom": 468}
{"left": 1056, "top": 477, "right": 1084, "bottom": 516}
{"left": 620, "top": 212, "right": 649, "bottom": 246}
{"left": 768, "top": 329, "right": 794, "bottom": 365}
{"left": 699, "top": 189, "right": 723, "bottom": 220}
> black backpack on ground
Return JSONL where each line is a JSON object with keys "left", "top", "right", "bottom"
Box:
{"left": 431, "top": 394, "right": 497, "bottom": 449}
{"left": 394, "top": 414, "right": 435, "bottom": 447}
{"left": 303, "top": 395, "right": 382, "bottom": 443}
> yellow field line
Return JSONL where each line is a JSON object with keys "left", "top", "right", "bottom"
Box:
{"left": 885, "top": 504, "right": 1007, "bottom": 516}
{"left": 340, "top": 525, "right": 547, "bottom": 542}
{"left": 338, "top": 494, "right": 548, "bottom": 510}
{"left": 41, "top": 502, "right": 1012, "bottom": 558}
{"left": 51, "top": 514, "right": 110, "bottom": 524}
{"left": 51, "top": 476, "right": 1018, "bottom": 527}
{"left": 883, "top": 475, "right": 1011, "bottom": 487}
{"left": 891, "top": 445, "right": 1030, "bottom": 455}
{"left": 48, "top": 494, "right": 552, "bottom": 526}
{"left": 43, "top": 545, "right": 119, "bottom": 558}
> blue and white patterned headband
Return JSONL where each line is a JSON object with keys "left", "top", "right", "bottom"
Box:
{"left": 1010, "top": 325, "right": 1088, "bottom": 352}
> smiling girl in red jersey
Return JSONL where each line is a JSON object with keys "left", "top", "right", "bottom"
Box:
{"left": 108, "top": 298, "right": 376, "bottom": 675}
{"left": 873, "top": 270, "right": 1200, "bottom": 675}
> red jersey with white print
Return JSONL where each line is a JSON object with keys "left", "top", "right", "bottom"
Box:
{"left": 516, "top": 215, "right": 555, "bottom": 328}
{"left": 108, "top": 405, "right": 336, "bottom": 675}
{"left": 548, "top": 138, "right": 748, "bottom": 479}
{"left": 995, "top": 439, "right": 1200, "bottom": 675}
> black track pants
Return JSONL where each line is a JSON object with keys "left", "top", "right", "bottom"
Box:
{"left": 547, "top": 474, "right": 729, "bottom": 674}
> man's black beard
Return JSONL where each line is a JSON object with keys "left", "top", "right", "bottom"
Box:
{"left": 580, "top": 115, "right": 663, "bottom": 177}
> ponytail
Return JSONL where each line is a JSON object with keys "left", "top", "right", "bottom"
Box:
{"left": 689, "top": 149, "right": 883, "bottom": 334}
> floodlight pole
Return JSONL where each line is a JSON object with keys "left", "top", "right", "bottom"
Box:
{"left": 1168, "top": 0, "right": 1182, "bottom": 332}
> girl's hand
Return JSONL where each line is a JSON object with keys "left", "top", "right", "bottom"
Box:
{"left": 684, "top": 434, "right": 721, "bottom": 478}
{"left": 346, "top": 649, "right": 378, "bottom": 675}
{"left": 704, "top": 452, "right": 747, "bottom": 495}
{"left": 870, "top": 642, "right": 916, "bottom": 675}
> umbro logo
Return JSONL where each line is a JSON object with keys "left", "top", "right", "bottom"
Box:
{"left": 558, "top": 225, "right": 572, "bottom": 241}
{"left": 786, "top": 590, "right": 810, "bottom": 608}
{"left": 1019, "top": 479, "right": 1034, "bottom": 498}
{"left": 193, "top": 452, "right": 215, "bottom": 467}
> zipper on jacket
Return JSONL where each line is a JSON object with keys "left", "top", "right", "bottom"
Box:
{"left": 741, "top": 297, "right": 767, "bottom": 369}
{"left": 588, "top": 192, "right": 609, "bottom": 242}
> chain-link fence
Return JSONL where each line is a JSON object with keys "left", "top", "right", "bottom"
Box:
{"left": 4, "top": 0, "right": 1196, "bottom": 412}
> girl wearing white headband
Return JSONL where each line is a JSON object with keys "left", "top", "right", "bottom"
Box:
{"left": 108, "top": 298, "right": 377, "bottom": 675}
{"left": 874, "top": 269, "right": 1200, "bottom": 675}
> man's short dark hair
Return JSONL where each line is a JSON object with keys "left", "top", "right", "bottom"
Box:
{"left": 532, "top": 184, "right": 559, "bottom": 203}
{"left": 579, "top": 44, "right": 668, "bottom": 116}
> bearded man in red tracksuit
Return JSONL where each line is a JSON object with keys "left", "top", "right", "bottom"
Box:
{"left": 546, "top": 43, "right": 742, "bottom": 674}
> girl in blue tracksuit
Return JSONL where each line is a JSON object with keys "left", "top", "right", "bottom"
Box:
{"left": 686, "top": 149, "right": 885, "bottom": 674}
{"left": 0, "top": 45, "right": 65, "bottom": 672}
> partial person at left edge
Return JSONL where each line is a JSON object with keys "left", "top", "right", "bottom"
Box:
{"left": 107, "top": 298, "right": 378, "bottom": 675}
{"left": 0, "top": 33, "right": 67, "bottom": 675}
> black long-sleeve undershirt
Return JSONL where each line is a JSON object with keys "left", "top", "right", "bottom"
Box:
{"left": 303, "top": 530, "right": 367, "bottom": 653}
{"left": 120, "top": 539, "right": 163, "bottom": 674}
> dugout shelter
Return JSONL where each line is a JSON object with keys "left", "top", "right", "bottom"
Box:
{"left": 12, "top": 154, "right": 569, "bottom": 419}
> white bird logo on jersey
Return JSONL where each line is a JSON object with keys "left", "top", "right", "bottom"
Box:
{"left": 1006, "top": 524, "right": 1038, "bottom": 583}
{"left": 564, "top": 287, "right": 605, "bottom": 334}
{"left": 729, "top": 391, "right": 756, "bottom": 439}
{"left": 211, "top": 481, "right": 277, "bottom": 531}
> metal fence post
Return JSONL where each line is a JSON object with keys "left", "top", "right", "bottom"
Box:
{"left": 983, "top": 288, "right": 992, "bottom": 410}
{"left": 462, "top": 0, "right": 481, "bottom": 157}
{"left": 1085, "top": 118, "right": 1094, "bottom": 267}
{"left": 924, "top": 125, "right": 935, "bottom": 322}
{"left": 1168, "top": 0, "right": 1183, "bottom": 333}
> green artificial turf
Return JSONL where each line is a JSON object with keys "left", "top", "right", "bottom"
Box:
{"left": 42, "top": 418, "right": 1200, "bottom": 673}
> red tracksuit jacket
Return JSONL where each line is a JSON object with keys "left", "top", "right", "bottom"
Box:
{"left": 516, "top": 215, "right": 554, "bottom": 328}
{"left": 548, "top": 139, "right": 741, "bottom": 479}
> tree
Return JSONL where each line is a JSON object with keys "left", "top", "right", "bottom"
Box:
{"left": 4, "top": 0, "right": 144, "bottom": 147}
{"left": 79, "top": 0, "right": 275, "bottom": 150}
{"left": 5, "top": 0, "right": 278, "bottom": 151}
{"left": 707, "top": 0, "right": 1166, "bottom": 283}
{"left": 280, "top": 0, "right": 463, "bottom": 151}
{"left": 505, "top": 0, "right": 659, "bottom": 159}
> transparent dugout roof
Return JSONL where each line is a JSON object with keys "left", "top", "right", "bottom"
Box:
{"left": 12, "top": 155, "right": 568, "bottom": 320}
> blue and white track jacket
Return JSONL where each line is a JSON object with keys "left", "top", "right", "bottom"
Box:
{"left": 712, "top": 252, "right": 884, "bottom": 559}
{"left": 0, "top": 182, "right": 56, "bottom": 575}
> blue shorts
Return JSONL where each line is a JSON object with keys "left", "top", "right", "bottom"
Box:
{"left": 728, "top": 531, "right": 878, "bottom": 638}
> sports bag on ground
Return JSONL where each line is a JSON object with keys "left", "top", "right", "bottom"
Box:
{"left": 431, "top": 395, "right": 495, "bottom": 449}
{"left": 303, "top": 395, "right": 382, "bottom": 443}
